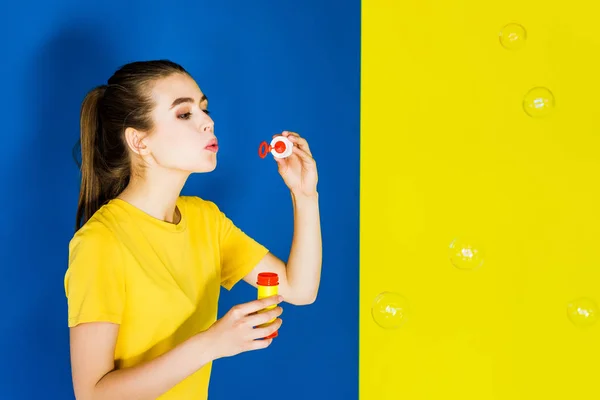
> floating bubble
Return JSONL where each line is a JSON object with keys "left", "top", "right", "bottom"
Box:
{"left": 371, "top": 291, "right": 410, "bottom": 329}
{"left": 567, "top": 297, "right": 598, "bottom": 328}
{"left": 449, "top": 238, "right": 484, "bottom": 270}
{"left": 499, "top": 23, "right": 527, "bottom": 50}
{"left": 523, "top": 87, "right": 555, "bottom": 117}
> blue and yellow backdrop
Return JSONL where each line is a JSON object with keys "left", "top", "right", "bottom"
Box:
{"left": 1, "top": 0, "right": 598, "bottom": 399}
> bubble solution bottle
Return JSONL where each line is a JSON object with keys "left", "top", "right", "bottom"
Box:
{"left": 257, "top": 272, "right": 280, "bottom": 339}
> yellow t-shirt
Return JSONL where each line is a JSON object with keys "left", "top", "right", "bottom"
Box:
{"left": 64, "top": 196, "right": 269, "bottom": 399}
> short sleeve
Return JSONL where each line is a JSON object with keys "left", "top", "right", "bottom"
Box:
{"left": 211, "top": 203, "right": 269, "bottom": 290}
{"left": 64, "top": 222, "right": 126, "bottom": 327}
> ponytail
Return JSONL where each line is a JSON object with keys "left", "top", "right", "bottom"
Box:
{"left": 75, "top": 85, "right": 106, "bottom": 231}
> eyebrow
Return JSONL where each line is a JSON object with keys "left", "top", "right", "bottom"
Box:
{"left": 170, "top": 94, "right": 208, "bottom": 109}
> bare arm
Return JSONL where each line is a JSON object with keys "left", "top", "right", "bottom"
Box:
{"left": 70, "top": 323, "right": 214, "bottom": 400}
{"left": 244, "top": 191, "right": 322, "bottom": 305}
{"left": 70, "top": 296, "right": 283, "bottom": 400}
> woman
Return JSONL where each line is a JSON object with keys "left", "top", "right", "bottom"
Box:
{"left": 64, "top": 60, "right": 322, "bottom": 400}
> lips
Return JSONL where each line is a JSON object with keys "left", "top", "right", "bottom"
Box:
{"left": 205, "top": 138, "right": 219, "bottom": 153}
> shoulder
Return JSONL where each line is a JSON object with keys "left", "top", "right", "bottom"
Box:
{"left": 179, "top": 196, "right": 237, "bottom": 236}
{"left": 69, "top": 214, "right": 121, "bottom": 263}
{"left": 65, "top": 214, "right": 125, "bottom": 295}
{"left": 66, "top": 210, "right": 125, "bottom": 287}
{"left": 70, "top": 201, "right": 129, "bottom": 248}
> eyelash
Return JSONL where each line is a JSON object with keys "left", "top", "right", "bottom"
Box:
{"left": 178, "top": 109, "right": 210, "bottom": 119}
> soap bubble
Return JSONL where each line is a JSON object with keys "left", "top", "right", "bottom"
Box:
{"left": 499, "top": 23, "right": 527, "bottom": 50}
{"left": 523, "top": 87, "right": 555, "bottom": 117}
{"left": 567, "top": 297, "right": 598, "bottom": 328}
{"left": 371, "top": 291, "right": 410, "bottom": 329}
{"left": 449, "top": 238, "right": 484, "bottom": 270}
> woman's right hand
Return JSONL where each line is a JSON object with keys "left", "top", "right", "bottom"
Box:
{"left": 205, "top": 295, "right": 284, "bottom": 359}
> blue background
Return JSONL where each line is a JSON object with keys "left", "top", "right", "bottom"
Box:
{"left": 0, "top": 1, "right": 359, "bottom": 398}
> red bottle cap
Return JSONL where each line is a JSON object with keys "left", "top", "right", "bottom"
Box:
{"left": 265, "top": 331, "right": 278, "bottom": 339}
{"left": 257, "top": 272, "right": 279, "bottom": 286}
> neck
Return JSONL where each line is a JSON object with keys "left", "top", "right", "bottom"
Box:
{"left": 117, "top": 168, "right": 190, "bottom": 224}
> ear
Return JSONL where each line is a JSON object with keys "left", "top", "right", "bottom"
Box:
{"left": 124, "top": 127, "right": 150, "bottom": 156}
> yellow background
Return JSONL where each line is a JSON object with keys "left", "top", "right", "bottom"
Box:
{"left": 360, "top": 0, "right": 600, "bottom": 399}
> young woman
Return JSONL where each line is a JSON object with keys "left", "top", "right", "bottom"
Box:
{"left": 64, "top": 60, "right": 322, "bottom": 400}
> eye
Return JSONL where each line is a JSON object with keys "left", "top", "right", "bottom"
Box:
{"left": 202, "top": 109, "right": 210, "bottom": 115}
{"left": 177, "top": 112, "right": 192, "bottom": 120}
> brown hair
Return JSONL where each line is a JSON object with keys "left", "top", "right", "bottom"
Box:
{"left": 75, "top": 60, "right": 188, "bottom": 230}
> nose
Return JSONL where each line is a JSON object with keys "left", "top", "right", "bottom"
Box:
{"left": 202, "top": 121, "right": 214, "bottom": 133}
{"left": 200, "top": 110, "right": 214, "bottom": 133}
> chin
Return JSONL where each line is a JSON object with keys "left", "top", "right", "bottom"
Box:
{"left": 192, "top": 160, "right": 217, "bottom": 173}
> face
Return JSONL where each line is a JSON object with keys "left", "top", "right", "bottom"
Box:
{"left": 134, "top": 73, "right": 217, "bottom": 173}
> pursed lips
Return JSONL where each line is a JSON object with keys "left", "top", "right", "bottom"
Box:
{"left": 205, "top": 138, "right": 218, "bottom": 153}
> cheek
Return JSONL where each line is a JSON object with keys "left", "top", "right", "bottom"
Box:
{"left": 149, "top": 127, "right": 206, "bottom": 166}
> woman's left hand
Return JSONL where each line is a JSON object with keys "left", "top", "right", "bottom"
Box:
{"left": 274, "top": 131, "right": 318, "bottom": 197}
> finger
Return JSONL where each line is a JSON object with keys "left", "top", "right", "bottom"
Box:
{"left": 252, "top": 318, "right": 283, "bottom": 339}
{"left": 245, "top": 306, "right": 283, "bottom": 327}
{"left": 273, "top": 131, "right": 299, "bottom": 139}
{"left": 286, "top": 135, "right": 312, "bottom": 156}
{"left": 278, "top": 131, "right": 304, "bottom": 145}
{"left": 236, "top": 295, "right": 283, "bottom": 316}
{"left": 292, "top": 146, "right": 316, "bottom": 166}
{"left": 245, "top": 338, "right": 273, "bottom": 352}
